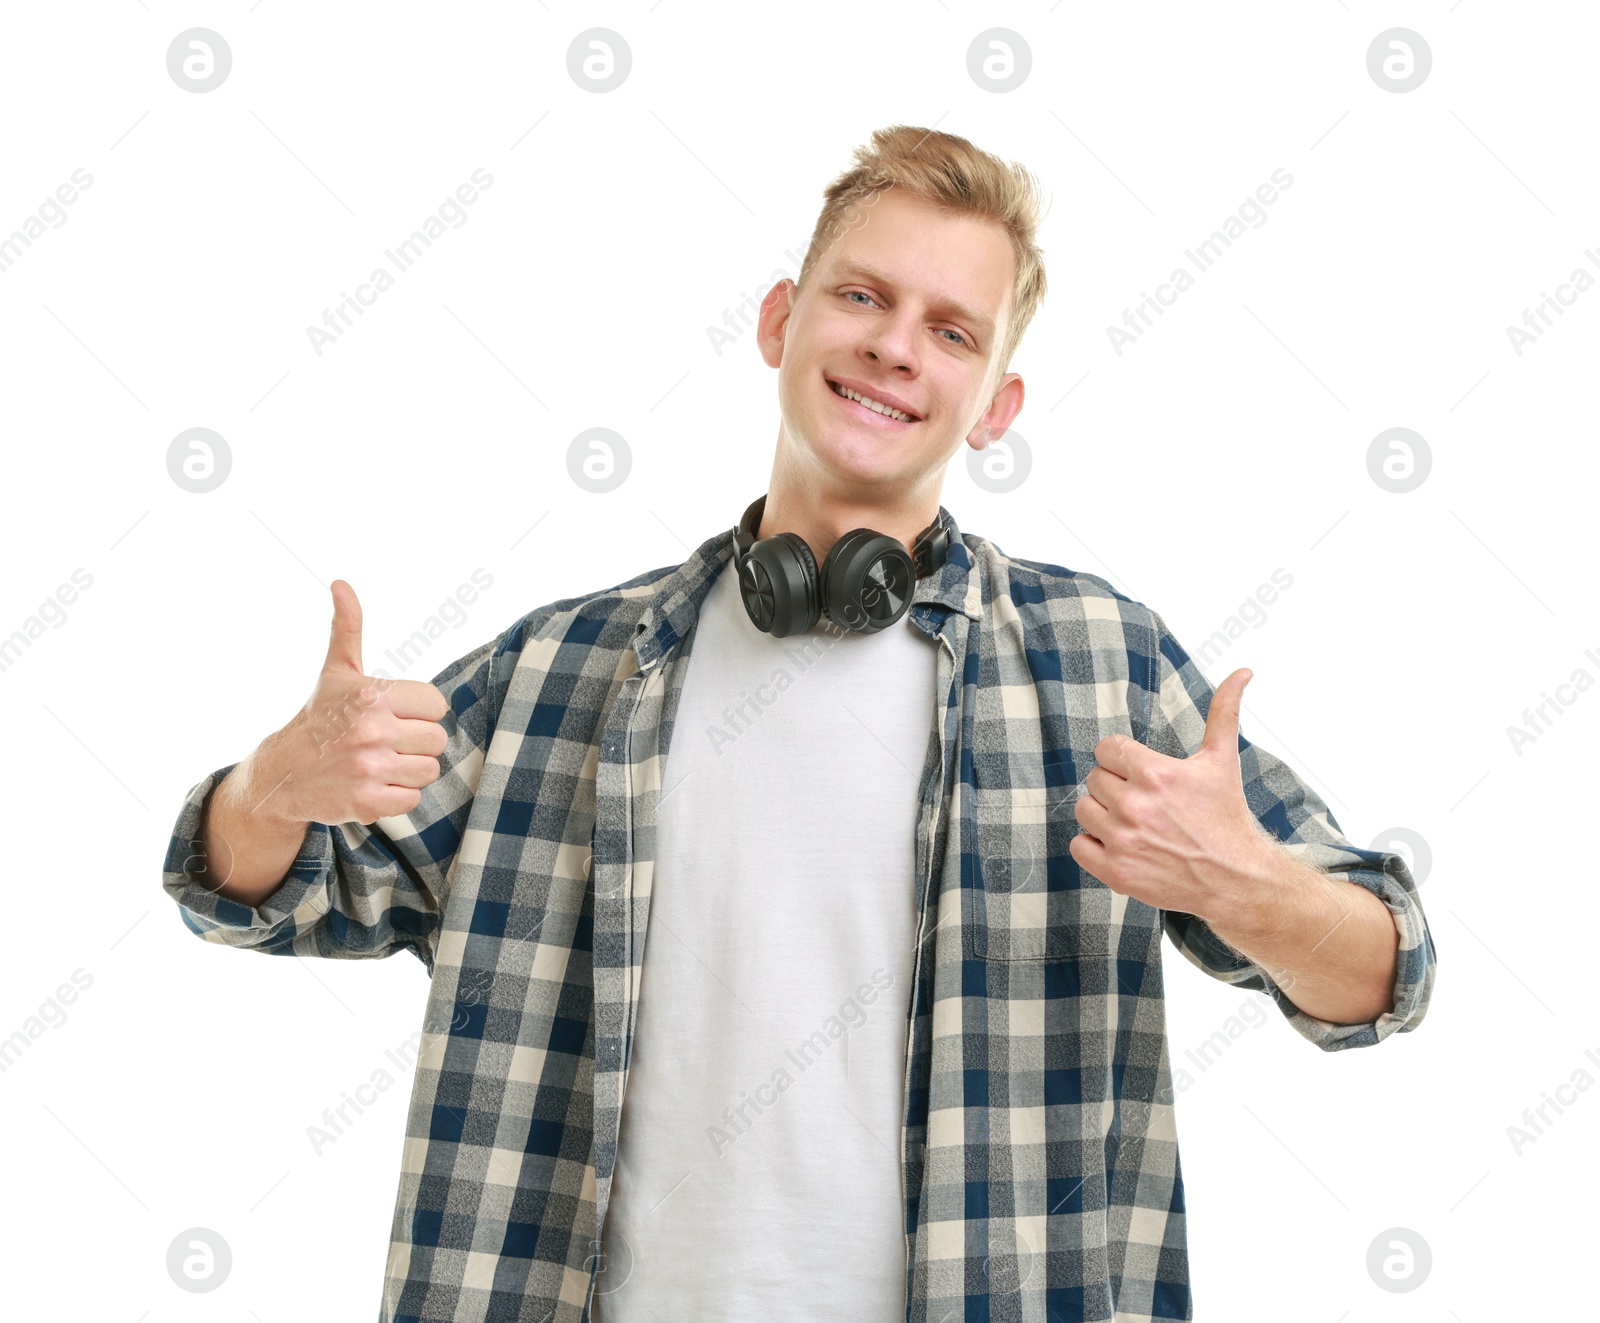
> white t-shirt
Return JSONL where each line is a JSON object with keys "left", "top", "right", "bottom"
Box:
{"left": 590, "top": 556, "right": 938, "bottom": 1322}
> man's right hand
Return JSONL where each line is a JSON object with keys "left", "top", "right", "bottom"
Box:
{"left": 261, "top": 580, "right": 452, "bottom": 827}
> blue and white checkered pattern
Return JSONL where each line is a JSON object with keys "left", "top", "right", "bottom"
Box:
{"left": 162, "top": 508, "right": 1436, "bottom": 1321}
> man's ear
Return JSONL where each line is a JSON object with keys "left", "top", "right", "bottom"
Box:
{"left": 757, "top": 279, "right": 796, "bottom": 368}
{"left": 966, "top": 372, "right": 1025, "bottom": 448}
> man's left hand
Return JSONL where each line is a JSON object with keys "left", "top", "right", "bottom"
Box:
{"left": 1069, "top": 667, "right": 1274, "bottom": 918}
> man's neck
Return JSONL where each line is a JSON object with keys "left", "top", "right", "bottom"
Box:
{"left": 755, "top": 485, "right": 942, "bottom": 567}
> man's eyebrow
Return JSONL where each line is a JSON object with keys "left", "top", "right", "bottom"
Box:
{"left": 830, "top": 259, "right": 996, "bottom": 342}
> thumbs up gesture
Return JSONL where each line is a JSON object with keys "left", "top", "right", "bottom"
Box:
{"left": 1068, "top": 668, "right": 1273, "bottom": 915}
{"left": 260, "top": 580, "right": 451, "bottom": 827}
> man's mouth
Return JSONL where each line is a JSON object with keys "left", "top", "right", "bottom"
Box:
{"left": 827, "top": 378, "right": 919, "bottom": 424}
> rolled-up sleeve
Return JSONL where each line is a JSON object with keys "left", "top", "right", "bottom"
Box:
{"left": 160, "top": 630, "right": 506, "bottom": 970}
{"left": 1140, "top": 611, "right": 1437, "bottom": 1051}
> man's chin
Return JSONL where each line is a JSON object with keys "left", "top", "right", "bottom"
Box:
{"left": 805, "top": 432, "right": 925, "bottom": 487}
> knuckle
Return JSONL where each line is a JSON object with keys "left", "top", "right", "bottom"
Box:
{"left": 355, "top": 712, "right": 390, "bottom": 743}
{"left": 350, "top": 750, "right": 384, "bottom": 782}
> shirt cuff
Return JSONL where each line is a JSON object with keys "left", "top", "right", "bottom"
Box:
{"left": 161, "top": 764, "right": 334, "bottom": 939}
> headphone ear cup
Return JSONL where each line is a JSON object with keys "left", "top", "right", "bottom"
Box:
{"left": 738, "top": 532, "right": 821, "bottom": 638}
{"left": 820, "top": 529, "right": 915, "bottom": 634}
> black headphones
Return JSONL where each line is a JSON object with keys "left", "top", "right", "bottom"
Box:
{"left": 731, "top": 493, "right": 954, "bottom": 639}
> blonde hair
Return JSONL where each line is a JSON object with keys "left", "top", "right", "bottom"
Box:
{"left": 796, "top": 125, "right": 1049, "bottom": 379}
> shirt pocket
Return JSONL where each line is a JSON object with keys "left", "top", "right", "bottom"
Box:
{"left": 963, "top": 746, "right": 1121, "bottom": 962}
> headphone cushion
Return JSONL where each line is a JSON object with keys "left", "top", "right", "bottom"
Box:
{"left": 778, "top": 531, "right": 818, "bottom": 586}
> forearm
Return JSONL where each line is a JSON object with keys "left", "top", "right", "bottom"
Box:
{"left": 1205, "top": 838, "right": 1400, "bottom": 1025}
{"left": 198, "top": 734, "right": 312, "bottom": 909}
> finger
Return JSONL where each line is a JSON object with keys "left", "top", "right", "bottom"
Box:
{"left": 384, "top": 753, "right": 443, "bottom": 790}
{"left": 1200, "top": 668, "right": 1252, "bottom": 758}
{"left": 1068, "top": 830, "right": 1110, "bottom": 879}
{"left": 1073, "top": 789, "right": 1111, "bottom": 835}
{"left": 392, "top": 715, "right": 450, "bottom": 758}
{"left": 324, "top": 579, "right": 364, "bottom": 674}
{"left": 363, "top": 785, "right": 423, "bottom": 823}
{"left": 1091, "top": 732, "right": 1149, "bottom": 778}
{"left": 385, "top": 679, "right": 450, "bottom": 722}
{"left": 1082, "top": 765, "right": 1127, "bottom": 807}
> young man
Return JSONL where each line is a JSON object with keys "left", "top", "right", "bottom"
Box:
{"left": 162, "top": 126, "right": 1436, "bottom": 1322}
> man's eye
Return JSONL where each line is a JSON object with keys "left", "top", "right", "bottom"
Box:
{"left": 842, "top": 291, "right": 969, "bottom": 348}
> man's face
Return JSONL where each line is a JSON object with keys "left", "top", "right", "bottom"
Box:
{"left": 757, "top": 189, "right": 1025, "bottom": 493}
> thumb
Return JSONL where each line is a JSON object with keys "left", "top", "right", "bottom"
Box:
{"left": 1200, "top": 667, "right": 1251, "bottom": 758}
{"left": 323, "top": 579, "right": 364, "bottom": 674}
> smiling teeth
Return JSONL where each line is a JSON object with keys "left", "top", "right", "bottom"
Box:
{"left": 832, "top": 382, "right": 913, "bottom": 422}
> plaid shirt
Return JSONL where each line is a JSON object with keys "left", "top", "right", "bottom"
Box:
{"left": 162, "top": 508, "right": 1436, "bottom": 1322}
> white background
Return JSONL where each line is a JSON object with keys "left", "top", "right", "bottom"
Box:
{"left": 0, "top": 2, "right": 1592, "bottom": 1319}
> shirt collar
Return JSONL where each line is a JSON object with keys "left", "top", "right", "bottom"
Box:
{"left": 631, "top": 504, "right": 979, "bottom": 672}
